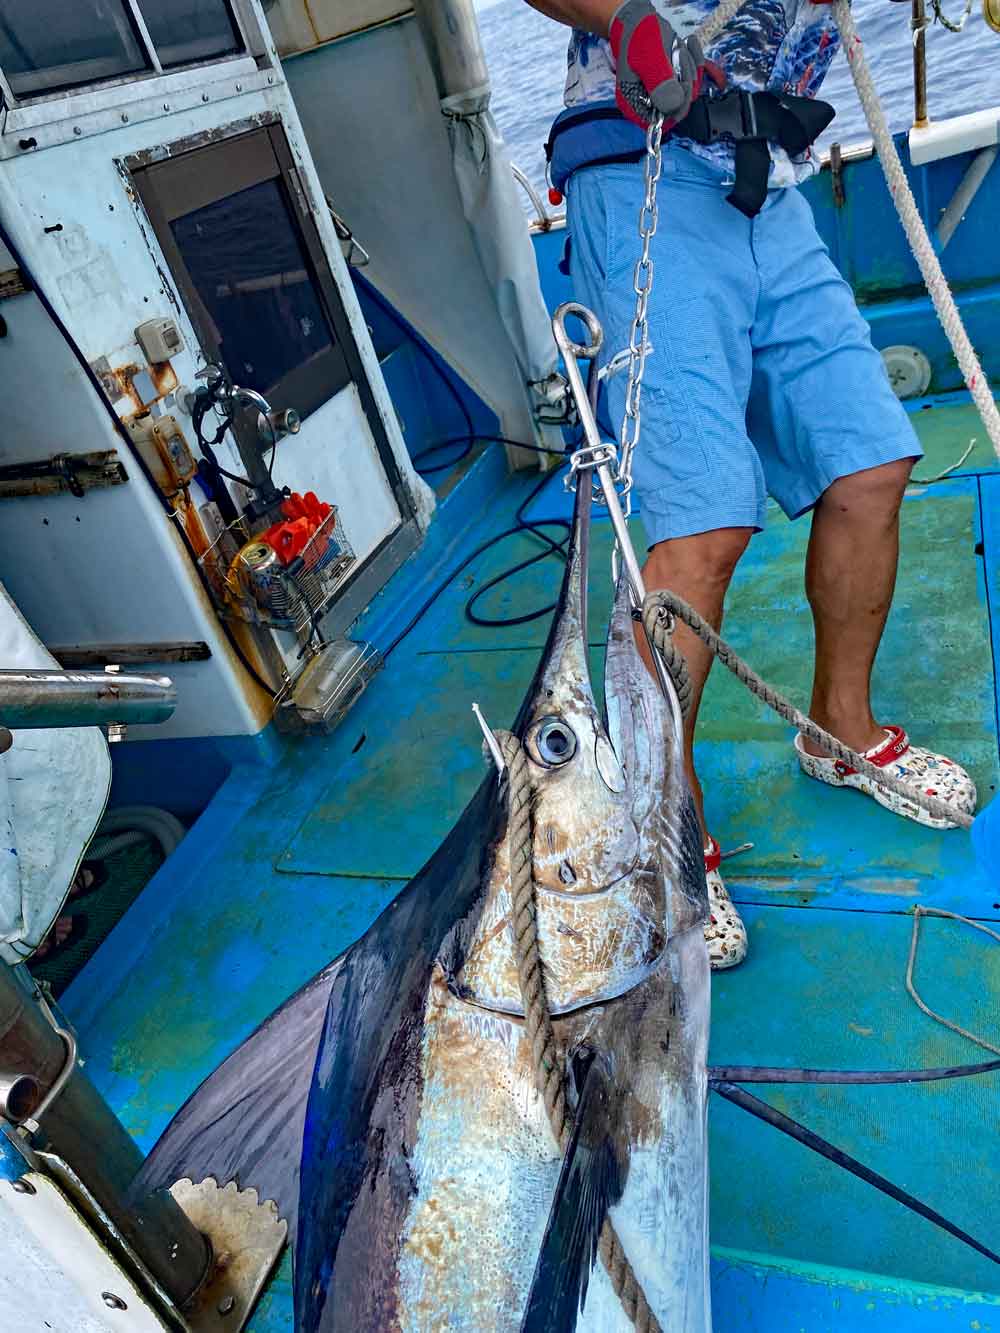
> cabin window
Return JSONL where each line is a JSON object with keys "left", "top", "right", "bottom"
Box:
{"left": 0, "top": 1, "right": 150, "bottom": 98}
{"left": 138, "top": 0, "right": 241, "bottom": 70}
{"left": 132, "top": 126, "right": 355, "bottom": 421}
{"left": 0, "top": 0, "right": 244, "bottom": 101}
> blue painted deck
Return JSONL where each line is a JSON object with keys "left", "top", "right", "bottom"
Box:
{"left": 58, "top": 128, "right": 1000, "bottom": 1328}
{"left": 59, "top": 388, "right": 1000, "bottom": 1327}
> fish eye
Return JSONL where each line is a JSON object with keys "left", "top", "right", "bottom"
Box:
{"left": 531, "top": 716, "right": 578, "bottom": 767}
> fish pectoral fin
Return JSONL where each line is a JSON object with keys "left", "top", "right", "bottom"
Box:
{"left": 520, "top": 1049, "right": 627, "bottom": 1333}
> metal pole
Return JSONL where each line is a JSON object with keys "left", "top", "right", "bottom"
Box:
{"left": 912, "top": 0, "right": 929, "bottom": 128}
{"left": 0, "top": 670, "right": 175, "bottom": 729}
{"left": 411, "top": 0, "right": 490, "bottom": 100}
{"left": 0, "top": 964, "right": 210, "bottom": 1307}
{"left": 551, "top": 303, "right": 686, "bottom": 734}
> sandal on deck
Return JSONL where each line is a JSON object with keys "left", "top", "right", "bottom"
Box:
{"left": 704, "top": 839, "right": 748, "bottom": 971}
{"left": 795, "top": 725, "right": 976, "bottom": 830}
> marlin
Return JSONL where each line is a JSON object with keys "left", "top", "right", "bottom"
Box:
{"left": 137, "top": 481, "right": 712, "bottom": 1332}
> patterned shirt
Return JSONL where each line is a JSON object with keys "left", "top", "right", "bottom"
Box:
{"left": 565, "top": 0, "right": 841, "bottom": 186}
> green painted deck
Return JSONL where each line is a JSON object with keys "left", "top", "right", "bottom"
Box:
{"left": 61, "top": 390, "right": 1000, "bottom": 1327}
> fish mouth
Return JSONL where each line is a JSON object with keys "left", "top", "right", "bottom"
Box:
{"left": 513, "top": 477, "right": 599, "bottom": 743}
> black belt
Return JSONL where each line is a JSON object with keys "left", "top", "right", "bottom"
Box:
{"left": 673, "top": 89, "right": 836, "bottom": 217}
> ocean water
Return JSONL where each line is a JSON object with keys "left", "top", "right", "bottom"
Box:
{"left": 475, "top": 0, "right": 1000, "bottom": 199}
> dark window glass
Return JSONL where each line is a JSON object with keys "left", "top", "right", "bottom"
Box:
{"left": 171, "top": 179, "right": 336, "bottom": 407}
{"left": 138, "top": 0, "right": 241, "bottom": 69}
{"left": 0, "top": 0, "right": 148, "bottom": 97}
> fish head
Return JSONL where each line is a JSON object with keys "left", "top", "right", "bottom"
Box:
{"left": 512, "top": 481, "right": 638, "bottom": 897}
{"left": 458, "top": 478, "right": 705, "bottom": 1016}
{"left": 515, "top": 475, "right": 706, "bottom": 938}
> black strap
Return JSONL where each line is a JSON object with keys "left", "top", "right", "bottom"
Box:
{"left": 730, "top": 138, "right": 772, "bottom": 217}
{"left": 673, "top": 89, "right": 836, "bottom": 217}
{"left": 708, "top": 1057, "right": 1000, "bottom": 1084}
{"left": 712, "top": 1081, "right": 1000, "bottom": 1267}
{"left": 546, "top": 89, "right": 834, "bottom": 216}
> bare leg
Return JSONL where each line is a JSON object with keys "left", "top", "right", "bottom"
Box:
{"left": 801, "top": 458, "right": 915, "bottom": 756}
{"left": 636, "top": 527, "right": 754, "bottom": 840}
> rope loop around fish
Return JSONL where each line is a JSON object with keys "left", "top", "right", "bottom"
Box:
{"left": 641, "top": 589, "right": 974, "bottom": 830}
{"left": 495, "top": 729, "right": 662, "bottom": 1333}
{"left": 640, "top": 600, "right": 693, "bottom": 720}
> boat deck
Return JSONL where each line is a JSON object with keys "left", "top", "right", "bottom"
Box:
{"left": 61, "top": 391, "right": 1000, "bottom": 1330}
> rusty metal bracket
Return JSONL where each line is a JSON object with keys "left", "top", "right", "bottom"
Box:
{"left": 0, "top": 266, "right": 30, "bottom": 301}
{"left": 48, "top": 641, "right": 211, "bottom": 668}
{"left": 170, "top": 1178, "right": 288, "bottom": 1331}
{"left": 829, "top": 142, "right": 846, "bottom": 208}
{"left": 0, "top": 450, "right": 128, "bottom": 500}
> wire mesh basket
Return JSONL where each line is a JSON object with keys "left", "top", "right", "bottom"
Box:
{"left": 201, "top": 508, "right": 356, "bottom": 636}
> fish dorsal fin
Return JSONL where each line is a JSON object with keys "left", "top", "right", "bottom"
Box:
{"left": 294, "top": 776, "right": 504, "bottom": 1330}
{"left": 520, "top": 1050, "right": 626, "bottom": 1332}
{"left": 131, "top": 957, "right": 343, "bottom": 1243}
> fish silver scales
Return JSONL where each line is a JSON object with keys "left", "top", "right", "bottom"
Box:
{"left": 136, "top": 482, "right": 712, "bottom": 1333}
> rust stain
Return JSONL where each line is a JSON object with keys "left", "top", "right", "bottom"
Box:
{"left": 149, "top": 359, "right": 179, "bottom": 397}
{"left": 108, "top": 359, "right": 179, "bottom": 422}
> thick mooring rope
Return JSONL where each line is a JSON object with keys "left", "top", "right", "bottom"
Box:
{"left": 496, "top": 729, "right": 662, "bottom": 1333}
{"left": 830, "top": 0, "right": 1000, "bottom": 460}
{"left": 642, "top": 598, "right": 693, "bottom": 720}
{"left": 642, "top": 589, "right": 974, "bottom": 830}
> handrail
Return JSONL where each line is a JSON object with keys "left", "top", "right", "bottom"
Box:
{"left": 912, "top": 0, "right": 929, "bottom": 128}
{"left": 511, "top": 163, "right": 556, "bottom": 231}
{"left": 0, "top": 669, "right": 175, "bottom": 729}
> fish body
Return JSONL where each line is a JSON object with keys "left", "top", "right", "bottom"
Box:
{"left": 139, "top": 486, "right": 711, "bottom": 1331}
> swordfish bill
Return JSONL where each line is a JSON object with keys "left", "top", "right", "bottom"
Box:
{"left": 136, "top": 482, "right": 712, "bottom": 1332}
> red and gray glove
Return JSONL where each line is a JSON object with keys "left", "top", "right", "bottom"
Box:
{"left": 610, "top": 0, "right": 724, "bottom": 129}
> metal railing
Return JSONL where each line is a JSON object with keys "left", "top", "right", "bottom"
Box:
{"left": 0, "top": 670, "right": 175, "bottom": 730}
{"left": 511, "top": 163, "right": 561, "bottom": 232}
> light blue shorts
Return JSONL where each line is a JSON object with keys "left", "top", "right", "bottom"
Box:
{"left": 567, "top": 147, "right": 923, "bottom": 546}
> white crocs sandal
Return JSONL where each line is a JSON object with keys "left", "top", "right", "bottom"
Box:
{"left": 795, "top": 725, "right": 976, "bottom": 830}
{"left": 704, "top": 838, "right": 748, "bottom": 971}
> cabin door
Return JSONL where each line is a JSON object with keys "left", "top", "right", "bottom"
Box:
{"left": 130, "top": 121, "right": 419, "bottom": 644}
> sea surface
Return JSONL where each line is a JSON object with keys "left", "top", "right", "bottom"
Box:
{"left": 475, "top": 0, "right": 1000, "bottom": 200}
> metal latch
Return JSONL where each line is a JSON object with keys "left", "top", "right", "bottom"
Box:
{"left": 0, "top": 450, "right": 127, "bottom": 500}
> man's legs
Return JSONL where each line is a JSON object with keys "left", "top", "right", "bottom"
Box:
{"left": 636, "top": 527, "right": 753, "bottom": 840}
{"left": 637, "top": 460, "right": 915, "bottom": 827}
{"left": 800, "top": 459, "right": 915, "bottom": 758}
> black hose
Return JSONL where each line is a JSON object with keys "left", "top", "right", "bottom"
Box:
{"left": 382, "top": 363, "right": 607, "bottom": 656}
{"left": 382, "top": 463, "right": 570, "bottom": 659}
{"left": 712, "top": 1080, "right": 1000, "bottom": 1268}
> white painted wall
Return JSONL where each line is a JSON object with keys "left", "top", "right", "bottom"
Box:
{"left": 0, "top": 256, "right": 265, "bottom": 741}
{"left": 0, "top": 2, "right": 434, "bottom": 740}
{"left": 282, "top": 16, "right": 539, "bottom": 444}
{"left": 266, "top": 0, "right": 413, "bottom": 54}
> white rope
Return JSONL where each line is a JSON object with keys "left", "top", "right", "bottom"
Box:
{"left": 695, "top": 0, "right": 754, "bottom": 44}
{"left": 831, "top": 0, "right": 1000, "bottom": 461}
{"left": 911, "top": 437, "right": 976, "bottom": 483}
{"left": 906, "top": 907, "right": 1000, "bottom": 1056}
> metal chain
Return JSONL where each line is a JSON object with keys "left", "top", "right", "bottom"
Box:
{"left": 610, "top": 0, "right": 752, "bottom": 513}
{"left": 931, "top": 0, "right": 973, "bottom": 32}
{"left": 617, "top": 114, "right": 664, "bottom": 518}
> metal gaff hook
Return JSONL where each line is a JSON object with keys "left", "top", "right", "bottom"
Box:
{"left": 550, "top": 303, "right": 684, "bottom": 733}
